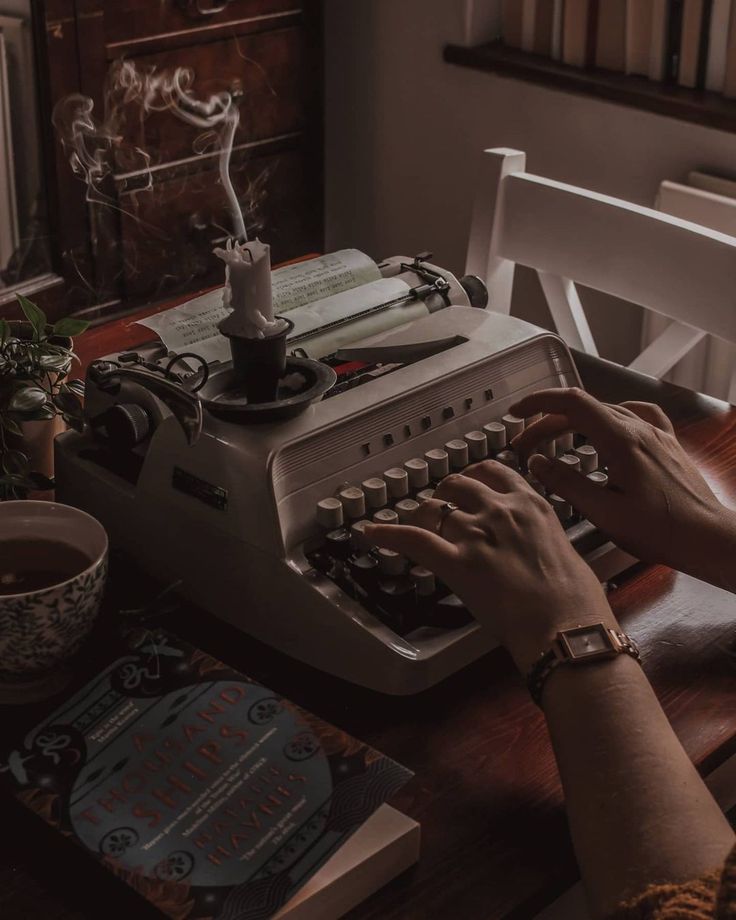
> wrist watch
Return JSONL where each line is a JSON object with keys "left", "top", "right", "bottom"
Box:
{"left": 526, "top": 623, "right": 641, "bottom": 707}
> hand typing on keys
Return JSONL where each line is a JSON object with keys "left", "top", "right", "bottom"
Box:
{"left": 510, "top": 387, "right": 736, "bottom": 593}
{"left": 365, "top": 462, "right": 613, "bottom": 673}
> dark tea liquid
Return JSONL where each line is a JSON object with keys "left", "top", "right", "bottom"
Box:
{"left": 0, "top": 539, "right": 93, "bottom": 595}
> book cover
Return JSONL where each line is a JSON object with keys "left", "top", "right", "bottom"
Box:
{"left": 595, "top": 0, "right": 627, "bottom": 71}
{"left": 705, "top": 0, "right": 731, "bottom": 90}
{"left": 625, "top": 0, "right": 654, "bottom": 74}
{"left": 0, "top": 630, "right": 413, "bottom": 920}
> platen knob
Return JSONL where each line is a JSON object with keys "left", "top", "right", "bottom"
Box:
{"left": 104, "top": 403, "right": 151, "bottom": 450}
{"left": 459, "top": 274, "right": 489, "bottom": 309}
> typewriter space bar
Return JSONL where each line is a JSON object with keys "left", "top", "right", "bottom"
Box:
{"left": 336, "top": 335, "right": 466, "bottom": 364}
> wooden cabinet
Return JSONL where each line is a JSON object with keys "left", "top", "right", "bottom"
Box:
{"left": 10, "top": 0, "right": 322, "bottom": 321}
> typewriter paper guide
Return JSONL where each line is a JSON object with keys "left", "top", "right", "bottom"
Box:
{"left": 3, "top": 631, "right": 413, "bottom": 920}
{"left": 136, "top": 249, "right": 407, "bottom": 364}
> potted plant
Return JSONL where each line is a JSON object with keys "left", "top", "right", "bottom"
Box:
{"left": 0, "top": 295, "right": 89, "bottom": 499}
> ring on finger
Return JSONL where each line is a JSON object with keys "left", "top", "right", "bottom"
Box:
{"left": 436, "top": 501, "right": 461, "bottom": 535}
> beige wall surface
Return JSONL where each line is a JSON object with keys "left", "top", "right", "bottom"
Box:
{"left": 324, "top": 0, "right": 736, "bottom": 365}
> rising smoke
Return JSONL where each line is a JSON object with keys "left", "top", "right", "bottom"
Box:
{"left": 53, "top": 60, "right": 249, "bottom": 246}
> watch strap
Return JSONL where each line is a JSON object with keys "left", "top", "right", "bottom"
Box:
{"left": 527, "top": 627, "right": 640, "bottom": 708}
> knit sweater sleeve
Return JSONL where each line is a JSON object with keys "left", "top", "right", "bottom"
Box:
{"left": 607, "top": 844, "right": 736, "bottom": 920}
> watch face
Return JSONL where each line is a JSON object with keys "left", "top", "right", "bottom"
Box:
{"left": 559, "top": 624, "right": 615, "bottom": 660}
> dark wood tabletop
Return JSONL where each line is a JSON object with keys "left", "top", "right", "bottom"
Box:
{"left": 2, "top": 321, "right": 736, "bottom": 920}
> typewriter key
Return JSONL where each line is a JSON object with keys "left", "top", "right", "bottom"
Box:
{"left": 339, "top": 486, "right": 366, "bottom": 520}
{"left": 363, "top": 477, "right": 388, "bottom": 509}
{"left": 316, "top": 497, "right": 344, "bottom": 529}
{"left": 446, "top": 439, "right": 469, "bottom": 470}
{"left": 483, "top": 421, "right": 507, "bottom": 452}
{"left": 384, "top": 467, "right": 409, "bottom": 499}
{"left": 465, "top": 430, "right": 489, "bottom": 461}
{"left": 575, "top": 444, "right": 598, "bottom": 474}
{"left": 502, "top": 414, "right": 525, "bottom": 440}
{"left": 404, "top": 457, "right": 430, "bottom": 490}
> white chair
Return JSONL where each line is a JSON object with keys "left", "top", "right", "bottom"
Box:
{"left": 465, "top": 148, "right": 736, "bottom": 403}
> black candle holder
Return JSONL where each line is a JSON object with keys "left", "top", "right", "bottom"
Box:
{"left": 219, "top": 316, "right": 294, "bottom": 404}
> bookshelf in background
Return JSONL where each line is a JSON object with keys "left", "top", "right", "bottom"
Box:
{"left": 446, "top": 0, "right": 736, "bottom": 132}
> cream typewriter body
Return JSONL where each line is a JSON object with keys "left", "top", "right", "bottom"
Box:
{"left": 56, "top": 254, "right": 635, "bottom": 695}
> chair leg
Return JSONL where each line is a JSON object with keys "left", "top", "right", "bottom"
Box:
{"left": 538, "top": 271, "right": 598, "bottom": 356}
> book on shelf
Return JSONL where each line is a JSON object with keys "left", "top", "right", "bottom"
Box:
{"left": 595, "top": 0, "right": 627, "bottom": 71}
{"left": 521, "top": 0, "right": 536, "bottom": 51}
{"left": 563, "top": 0, "right": 599, "bottom": 67}
{"left": 0, "top": 629, "right": 418, "bottom": 920}
{"left": 722, "top": 0, "right": 736, "bottom": 95}
{"left": 705, "top": 0, "right": 731, "bottom": 90}
{"left": 502, "top": 0, "right": 524, "bottom": 48}
{"left": 664, "top": 0, "right": 686, "bottom": 82}
{"left": 649, "top": 0, "right": 671, "bottom": 79}
{"left": 626, "top": 0, "right": 654, "bottom": 75}
{"left": 551, "top": 0, "right": 564, "bottom": 59}
{"left": 677, "top": 0, "right": 713, "bottom": 87}
{"left": 532, "top": 0, "right": 558, "bottom": 56}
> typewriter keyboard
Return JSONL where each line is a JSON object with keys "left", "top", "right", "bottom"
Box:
{"left": 305, "top": 415, "right": 610, "bottom": 638}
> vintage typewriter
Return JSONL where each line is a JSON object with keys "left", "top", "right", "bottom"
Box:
{"left": 55, "top": 252, "right": 635, "bottom": 695}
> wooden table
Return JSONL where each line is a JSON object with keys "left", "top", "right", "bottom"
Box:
{"left": 2, "top": 320, "right": 736, "bottom": 920}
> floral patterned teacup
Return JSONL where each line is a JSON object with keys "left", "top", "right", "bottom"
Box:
{"left": 0, "top": 501, "right": 108, "bottom": 702}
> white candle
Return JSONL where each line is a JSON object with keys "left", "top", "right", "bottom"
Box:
{"left": 215, "top": 239, "right": 285, "bottom": 339}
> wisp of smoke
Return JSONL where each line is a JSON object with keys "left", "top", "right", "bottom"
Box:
{"left": 52, "top": 60, "right": 248, "bottom": 242}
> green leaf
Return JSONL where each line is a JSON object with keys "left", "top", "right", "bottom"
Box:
{"left": 66, "top": 378, "right": 85, "bottom": 398}
{"left": 8, "top": 386, "right": 48, "bottom": 413}
{"left": 39, "top": 353, "right": 72, "bottom": 373}
{"left": 0, "top": 417, "right": 23, "bottom": 436}
{"left": 52, "top": 316, "right": 90, "bottom": 337}
{"left": 26, "top": 405, "right": 56, "bottom": 421}
{"left": 16, "top": 294, "right": 47, "bottom": 340}
{"left": 1, "top": 449, "right": 30, "bottom": 476}
{"left": 0, "top": 318, "right": 8, "bottom": 346}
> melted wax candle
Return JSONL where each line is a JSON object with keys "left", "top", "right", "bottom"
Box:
{"left": 215, "top": 239, "right": 286, "bottom": 340}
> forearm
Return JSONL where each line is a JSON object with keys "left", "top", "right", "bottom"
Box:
{"left": 543, "top": 654, "right": 734, "bottom": 919}
{"left": 689, "top": 506, "right": 736, "bottom": 594}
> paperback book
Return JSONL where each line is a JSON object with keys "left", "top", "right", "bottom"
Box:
{"left": 1, "top": 630, "right": 414, "bottom": 919}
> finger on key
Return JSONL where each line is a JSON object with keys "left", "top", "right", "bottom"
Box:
{"left": 461, "top": 459, "right": 529, "bottom": 494}
{"left": 407, "top": 497, "right": 475, "bottom": 539}
{"left": 364, "top": 523, "right": 460, "bottom": 575}
{"left": 528, "top": 454, "right": 615, "bottom": 524}
{"left": 434, "top": 472, "right": 493, "bottom": 511}
{"left": 510, "top": 388, "right": 624, "bottom": 452}
{"left": 511, "top": 412, "right": 571, "bottom": 459}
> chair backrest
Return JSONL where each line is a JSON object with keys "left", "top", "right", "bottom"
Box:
{"left": 465, "top": 148, "right": 736, "bottom": 390}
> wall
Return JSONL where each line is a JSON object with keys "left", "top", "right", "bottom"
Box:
{"left": 324, "top": 0, "right": 736, "bottom": 364}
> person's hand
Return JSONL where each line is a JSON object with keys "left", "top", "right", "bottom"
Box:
{"left": 510, "top": 388, "right": 736, "bottom": 592}
{"left": 365, "top": 461, "right": 616, "bottom": 674}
